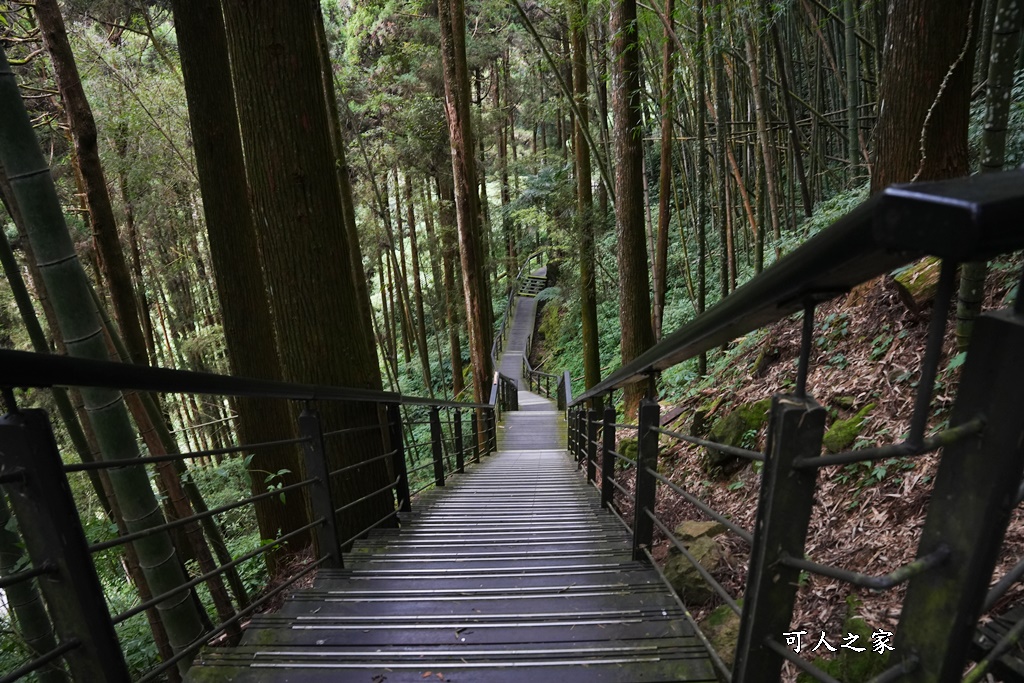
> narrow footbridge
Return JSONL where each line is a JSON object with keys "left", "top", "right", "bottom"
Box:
{"left": 188, "top": 270, "right": 716, "bottom": 681}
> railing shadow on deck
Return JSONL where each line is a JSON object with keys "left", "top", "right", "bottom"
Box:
{"left": 563, "top": 170, "right": 1024, "bottom": 683}
{"left": 0, "top": 345, "right": 523, "bottom": 681}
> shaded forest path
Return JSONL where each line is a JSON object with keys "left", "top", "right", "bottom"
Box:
{"left": 186, "top": 273, "right": 715, "bottom": 682}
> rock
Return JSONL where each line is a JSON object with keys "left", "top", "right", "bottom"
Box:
{"left": 699, "top": 602, "right": 742, "bottom": 669}
{"left": 832, "top": 395, "right": 856, "bottom": 409}
{"left": 822, "top": 402, "right": 876, "bottom": 454}
{"left": 703, "top": 398, "right": 771, "bottom": 475}
{"left": 663, "top": 536, "right": 722, "bottom": 605}
{"left": 674, "top": 520, "right": 727, "bottom": 544}
{"left": 618, "top": 438, "right": 638, "bottom": 463}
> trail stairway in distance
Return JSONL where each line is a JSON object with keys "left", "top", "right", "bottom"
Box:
{"left": 187, "top": 269, "right": 715, "bottom": 682}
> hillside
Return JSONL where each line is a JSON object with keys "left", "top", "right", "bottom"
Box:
{"left": 532, "top": 250, "right": 1022, "bottom": 676}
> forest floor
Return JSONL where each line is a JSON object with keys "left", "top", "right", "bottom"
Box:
{"left": 642, "top": 257, "right": 1023, "bottom": 673}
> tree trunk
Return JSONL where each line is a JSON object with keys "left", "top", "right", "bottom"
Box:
{"left": 695, "top": 0, "right": 708, "bottom": 376}
{"left": 611, "top": 0, "right": 655, "bottom": 413}
{"left": 172, "top": 0, "right": 311, "bottom": 558}
{"left": 221, "top": 0, "right": 393, "bottom": 540}
{"left": 769, "top": 18, "right": 813, "bottom": 218}
{"left": 438, "top": 0, "right": 493, "bottom": 406}
{"left": 745, "top": 17, "right": 782, "bottom": 259}
{"left": 406, "top": 174, "right": 433, "bottom": 394}
{"left": 845, "top": 0, "right": 861, "bottom": 180}
{"left": 956, "top": 0, "right": 1022, "bottom": 349}
{"left": 0, "top": 45, "right": 207, "bottom": 671}
{"left": 35, "top": 0, "right": 150, "bottom": 368}
{"left": 871, "top": 0, "right": 978, "bottom": 192}
{"left": 437, "top": 172, "right": 466, "bottom": 399}
{"left": 570, "top": 0, "right": 602, "bottom": 410}
{"left": 653, "top": 0, "right": 674, "bottom": 341}
{"left": 497, "top": 51, "right": 517, "bottom": 279}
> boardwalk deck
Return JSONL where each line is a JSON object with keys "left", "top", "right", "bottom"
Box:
{"left": 187, "top": 276, "right": 715, "bottom": 682}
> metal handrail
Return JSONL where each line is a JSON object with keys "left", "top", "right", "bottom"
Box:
{"left": 572, "top": 171, "right": 1024, "bottom": 405}
{"left": 565, "top": 171, "right": 1024, "bottom": 683}
{"left": 0, "top": 346, "right": 489, "bottom": 409}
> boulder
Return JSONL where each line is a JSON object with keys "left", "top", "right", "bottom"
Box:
{"left": 822, "top": 402, "right": 876, "bottom": 454}
{"left": 699, "top": 602, "right": 742, "bottom": 669}
{"left": 618, "top": 438, "right": 638, "bottom": 463}
{"left": 664, "top": 521, "right": 730, "bottom": 605}
{"left": 663, "top": 535, "right": 722, "bottom": 605}
{"left": 674, "top": 520, "right": 727, "bottom": 544}
{"left": 704, "top": 398, "right": 771, "bottom": 475}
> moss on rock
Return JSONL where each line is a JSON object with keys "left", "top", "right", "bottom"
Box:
{"left": 704, "top": 398, "right": 771, "bottom": 475}
{"left": 619, "top": 438, "right": 638, "bottom": 463}
{"left": 822, "top": 402, "right": 876, "bottom": 454}
{"left": 700, "top": 601, "right": 742, "bottom": 669}
{"left": 664, "top": 536, "right": 722, "bottom": 605}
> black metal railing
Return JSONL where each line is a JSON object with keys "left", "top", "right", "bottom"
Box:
{"left": 521, "top": 328, "right": 561, "bottom": 401}
{"left": 491, "top": 250, "right": 550, "bottom": 407}
{"left": 568, "top": 170, "right": 1024, "bottom": 682}
{"left": 0, "top": 350, "right": 499, "bottom": 682}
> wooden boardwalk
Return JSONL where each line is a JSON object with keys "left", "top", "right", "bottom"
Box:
{"left": 188, "top": 279, "right": 715, "bottom": 682}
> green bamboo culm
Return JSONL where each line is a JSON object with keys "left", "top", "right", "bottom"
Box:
{"left": 955, "top": 0, "right": 1023, "bottom": 349}
{"left": 0, "top": 46, "right": 206, "bottom": 672}
{"left": 0, "top": 187, "right": 114, "bottom": 518}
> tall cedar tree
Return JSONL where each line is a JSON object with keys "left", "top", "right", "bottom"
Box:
{"left": 171, "top": 0, "right": 311, "bottom": 556}
{"left": 611, "top": 0, "right": 655, "bottom": 413}
{"left": 569, "top": 0, "right": 601, "bottom": 409}
{"left": 219, "top": 0, "right": 394, "bottom": 540}
{"left": 438, "top": 0, "right": 494, "bottom": 408}
{"left": 871, "top": 0, "right": 978, "bottom": 191}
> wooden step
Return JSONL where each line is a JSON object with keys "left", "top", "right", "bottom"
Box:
{"left": 185, "top": 296, "right": 714, "bottom": 682}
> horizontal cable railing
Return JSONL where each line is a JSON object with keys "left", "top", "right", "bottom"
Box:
{"left": 566, "top": 170, "right": 1024, "bottom": 683}
{"left": 0, "top": 351, "right": 499, "bottom": 682}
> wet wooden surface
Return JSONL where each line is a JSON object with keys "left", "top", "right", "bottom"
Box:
{"left": 188, "top": 283, "right": 715, "bottom": 682}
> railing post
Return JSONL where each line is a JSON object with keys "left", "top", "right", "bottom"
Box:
{"left": 632, "top": 399, "right": 660, "bottom": 562}
{"left": 733, "top": 394, "right": 826, "bottom": 682}
{"left": 299, "top": 405, "right": 343, "bottom": 566}
{"left": 601, "top": 406, "right": 616, "bottom": 508}
{"left": 429, "top": 406, "right": 445, "bottom": 487}
{"left": 386, "top": 403, "right": 411, "bottom": 512}
{"left": 471, "top": 410, "right": 480, "bottom": 463}
{"left": 572, "top": 408, "right": 580, "bottom": 458}
{"left": 576, "top": 411, "right": 586, "bottom": 468}
{"left": 0, "top": 409, "right": 130, "bottom": 682}
{"left": 586, "top": 408, "right": 598, "bottom": 483}
{"left": 891, "top": 310, "right": 1024, "bottom": 682}
{"left": 454, "top": 408, "right": 464, "bottom": 474}
{"left": 487, "top": 407, "right": 497, "bottom": 452}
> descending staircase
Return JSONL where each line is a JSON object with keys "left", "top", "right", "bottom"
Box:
{"left": 518, "top": 274, "right": 547, "bottom": 297}
{"left": 187, "top": 268, "right": 715, "bottom": 682}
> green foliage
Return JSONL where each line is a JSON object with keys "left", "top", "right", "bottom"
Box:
{"left": 870, "top": 328, "right": 894, "bottom": 361}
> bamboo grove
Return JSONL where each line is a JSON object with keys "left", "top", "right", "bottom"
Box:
{"left": 0, "top": 0, "right": 1019, "bottom": 678}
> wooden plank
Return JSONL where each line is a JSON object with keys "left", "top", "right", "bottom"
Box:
{"left": 185, "top": 293, "right": 714, "bottom": 682}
